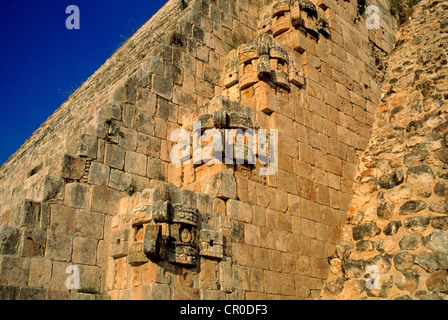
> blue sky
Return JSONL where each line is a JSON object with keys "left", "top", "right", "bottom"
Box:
{"left": 0, "top": 0, "right": 166, "bottom": 166}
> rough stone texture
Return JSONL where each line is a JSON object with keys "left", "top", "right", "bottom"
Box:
{"left": 0, "top": 0, "right": 434, "bottom": 300}
{"left": 322, "top": 0, "right": 448, "bottom": 300}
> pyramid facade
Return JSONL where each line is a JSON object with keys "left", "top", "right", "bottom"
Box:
{"left": 0, "top": 0, "right": 414, "bottom": 300}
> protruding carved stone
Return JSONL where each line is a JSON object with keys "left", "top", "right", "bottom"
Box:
{"left": 143, "top": 224, "right": 162, "bottom": 259}
{"left": 110, "top": 229, "right": 130, "bottom": 259}
{"left": 199, "top": 229, "right": 224, "bottom": 259}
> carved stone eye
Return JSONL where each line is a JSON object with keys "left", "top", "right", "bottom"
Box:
{"left": 244, "top": 62, "right": 253, "bottom": 73}
{"left": 180, "top": 227, "right": 192, "bottom": 243}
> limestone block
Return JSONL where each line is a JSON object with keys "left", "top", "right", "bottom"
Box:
{"left": 50, "top": 205, "right": 76, "bottom": 236}
{"left": 110, "top": 229, "right": 130, "bottom": 259}
{"left": 113, "top": 80, "right": 136, "bottom": 105}
{"left": 143, "top": 224, "right": 161, "bottom": 259}
{"left": 152, "top": 75, "right": 173, "bottom": 100}
{"left": 254, "top": 82, "right": 278, "bottom": 114}
{"left": 290, "top": 64, "right": 305, "bottom": 87}
{"left": 142, "top": 282, "right": 171, "bottom": 300}
{"left": 90, "top": 185, "right": 124, "bottom": 215}
{"left": 45, "top": 233, "right": 73, "bottom": 262}
{"left": 104, "top": 144, "right": 126, "bottom": 170}
{"left": 73, "top": 237, "right": 98, "bottom": 265}
{"left": 78, "top": 265, "right": 102, "bottom": 293}
{"left": 118, "top": 127, "right": 137, "bottom": 151}
{"left": 135, "top": 111, "right": 156, "bottom": 136}
{"left": 28, "top": 258, "right": 52, "bottom": 288}
{"left": 77, "top": 134, "right": 98, "bottom": 159}
{"left": 124, "top": 151, "right": 147, "bottom": 177}
{"left": 76, "top": 210, "right": 104, "bottom": 240}
{"left": 25, "top": 175, "right": 65, "bottom": 203}
{"left": 61, "top": 155, "right": 86, "bottom": 180}
{"left": 195, "top": 114, "right": 214, "bottom": 129}
{"left": 12, "top": 200, "right": 41, "bottom": 229}
{"left": 21, "top": 229, "right": 46, "bottom": 257}
{"left": 257, "top": 53, "right": 271, "bottom": 78}
{"left": 65, "top": 183, "right": 90, "bottom": 209}
{"left": 128, "top": 242, "right": 148, "bottom": 266}
{"left": 204, "top": 172, "right": 237, "bottom": 200}
{"left": 0, "top": 286, "right": 19, "bottom": 300}
{"left": 199, "top": 229, "right": 223, "bottom": 259}
{"left": 0, "top": 225, "right": 21, "bottom": 255}
{"left": 144, "top": 55, "right": 164, "bottom": 76}
{"left": 88, "top": 162, "right": 110, "bottom": 186}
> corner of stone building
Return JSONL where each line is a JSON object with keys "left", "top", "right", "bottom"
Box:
{"left": 321, "top": 0, "right": 448, "bottom": 300}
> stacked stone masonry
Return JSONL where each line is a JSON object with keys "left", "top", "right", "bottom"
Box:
{"left": 3, "top": 0, "right": 439, "bottom": 300}
{"left": 322, "top": 0, "right": 448, "bottom": 300}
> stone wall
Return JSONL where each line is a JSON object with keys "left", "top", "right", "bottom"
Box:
{"left": 0, "top": 0, "right": 401, "bottom": 300}
{"left": 322, "top": 0, "right": 448, "bottom": 300}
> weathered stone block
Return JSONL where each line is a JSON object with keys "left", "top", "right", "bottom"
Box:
{"left": 50, "top": 205, "right": 76, "bottom": 235}
{"left": 426, "top": 270, "right": 448, "bottom": 293}
{"left": 45, "top": 233, "right": 73, "bottom": 262}
{"left": 378, "top": 170, "right": 404, "bottom": 190}
{"left": 135, "top": 111, "right": 156, "bottom": 136}
{"left": 76, "top": 210, "right": 104, "bottom": 240}
{"left": 0, "top": 226, "right": 21, "bottom": 255}
{"left": 22, "top": 229, "right": 46, "bottom": 257}
{"left": 110, "top": 229, "right": 129, "bottom": 259}
{"left": 109, "top": 169, "right": 133, "bottom": 192}
{"left": 118, "top": 127, "right": 138, "bottom": 151}
{"left": 394, "top": 272, "right": 419, "bottom": 293}
{"left": 152, "top": 75, "right": 173, "bottom": 100}
{"left": 28, "top": 258, "right": 52, "bottom": 288}
{"left": 430, "top": 198, "right": 448, "bottom": 214}
{"left": 65, "top": 183, "right": 90, "bottom": 209}
{"left": 73, "top": 237, "right": 98, "bottom": 265}
{"left": 124, "top": 151, "right": 147, "bottom": 177}
{"left": 399, "top": 200, "right": 427, "bottom": 215}
{"left": 144, "top": 55, "right": 164, "bottom": 76}
{"left": 377, "top": 202, "right": 394, "bottom": 220}
{"left": 61, "top": 155, "right": 86, "bottom": 180}
{"left": 78, "top": 265, "right": 102, "bottom": 293}
{"left": 143, "top": 224, "right": 161, "bottom": 259}
{"left": 393, "top": 252, "right": 415, "bottom": 273}
{"left": 142, "top": 282, "right": 171, "bottom": 300}
{"left": 27, "top": 176, "right": 65, "bottom": 202}
{"left": 113, "top": 81, "right": 136, "bottom": 105}
{"left": 90, "top": 185, "right": 124, "bottom": 215}
{"left": 104, "top": 144, "right": 126, "bottom": 170}
{"left": 205, "top": 172, "right": 237, "bottom": 200}
{"left": 77, "top": 134, "right": 98, "bottom": 159}
{"left": 88, "top": 162, "right": 110, "bottom": 186}
{"left": 199, "top": 229, "right": 223, "bottom": 259}
{"left": 383, "top": 220, "right": 402, "bottom": 236}
{"left": 399, "top": 233, "right": 424, "bottom": 251}
{"left": 12, "top": 200, "right": 41, "bottom": 229}
{"left": 128, "top": 242, "right": 148, "bottom": 266}
{"left": 432, "top": 216, "right": 448, "bottom": 230}
{"left": 0, "top": 285, "right": 19, "bottom": 300}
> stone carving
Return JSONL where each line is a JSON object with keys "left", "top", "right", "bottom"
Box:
{"left": 110, "top": 185, "right": 224, "bottom": 268}
{"left": 258, "top": 0, "right": 331, "bottom": 43}
{"left": 223, "top": 34, "right": 304, "bottom": 105}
